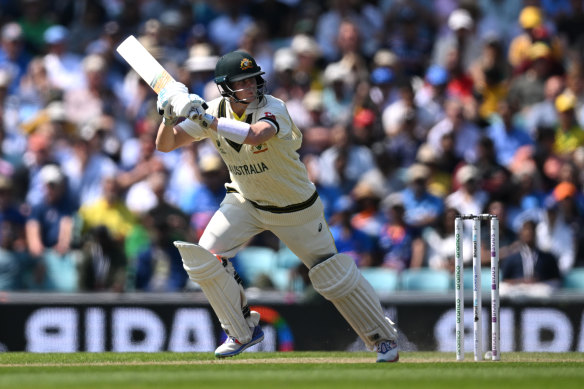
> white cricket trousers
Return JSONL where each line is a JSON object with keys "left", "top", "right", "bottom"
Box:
{"left": 198, "top": 193, "right": 336, "bottom": 268}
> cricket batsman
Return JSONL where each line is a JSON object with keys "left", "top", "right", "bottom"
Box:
{"left": 155, "top": 50, "right": 399, "bottom": 362}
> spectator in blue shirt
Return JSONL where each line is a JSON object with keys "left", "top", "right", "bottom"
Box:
{"left": 378, "top": 192, "right": 424, "bottom": 271}
{"left": 401, "top": 163, "right": 444, "bottom": 232}
{"left": 0, "top": 23, "right": 32, "bottom": 94}
{"left": 24, "top": 164, "right": 78, "bottom": 291}
{"left": 180, "top": 154, "right": 228, "bottom": 241}
{"left": 487, "top": 99, "right": 533, "bottom": 167}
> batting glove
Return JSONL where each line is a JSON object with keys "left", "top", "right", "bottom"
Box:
{"left": 157, "top": 99, "right": 178, "bottom": 126}
{"left": 157, "top": 81, "right": 188, "bottom": 111}
{"left": 173, "top": 93, "right": 206, "bottom": 118}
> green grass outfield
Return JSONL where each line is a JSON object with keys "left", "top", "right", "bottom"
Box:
{"left": 1, "top": 352, "right": 583, "bottom": 389}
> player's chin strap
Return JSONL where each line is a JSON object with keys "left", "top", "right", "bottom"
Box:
{"left": 308, "top": 253, "right": 398, "bottom": 350}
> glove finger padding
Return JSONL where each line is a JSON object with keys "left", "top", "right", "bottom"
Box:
{"left": 188, "top": 105, "right": 205, "bottom": 121}
{"left": 158, "top": 81, "right": 188, "bottom": 109}
{"left": 157, "top": 100, "right": 178, "bottom": 126}
{"left": 172, "top": 93, "right": 206, "bottom": 118}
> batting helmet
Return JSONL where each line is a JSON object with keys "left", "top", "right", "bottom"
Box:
{"left": 214, "top": 51, "right": 266, "bottom": 103}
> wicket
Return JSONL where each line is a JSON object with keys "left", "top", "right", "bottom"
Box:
{"left": 455, "top": 214, "right": 500, "bottom": 361}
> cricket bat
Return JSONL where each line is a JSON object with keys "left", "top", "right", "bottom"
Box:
{"left": 116, "top": 35, "right": 207, "bottom": 109}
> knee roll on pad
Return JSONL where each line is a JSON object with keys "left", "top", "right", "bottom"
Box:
{"left": 174, "top": 241, "right": 253, "bottom": 343}
{"left": 308, "top": 253, "right": 398, "bottom": 349}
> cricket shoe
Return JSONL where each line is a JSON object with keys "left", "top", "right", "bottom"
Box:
{"left": 215, "top": 325, "right": 264, "bottom": 358}
{"left": 376, "top": 339, "right": 399, "bottom": 363}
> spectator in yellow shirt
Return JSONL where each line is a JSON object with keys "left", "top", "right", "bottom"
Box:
{"left": 77, "top": 175, "right": 137, "bottom": 291}
{"left": 508, "top": 6, "right": 563, "bottom": 72}
{"left": 554, "top": 92, "right": 584, "bottom": 157}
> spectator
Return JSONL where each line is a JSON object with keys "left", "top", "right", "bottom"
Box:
{"left": 536, "top": 181, "right": 581, "bottom": 276}
{"left": 424, "top": 206, "right": 458, "bottom": 271}
{"left": 42, "top": 25, "right": 85, "bottom": 92}
{"left": 0, "top": 22, "right": 32, "bottom": 95}
{"left": 303, "top": 154, "right": 343, "bottom": 221}
{"left": 508, "top": 42, "right": 559, "bottom": 113}
{"left": 0, "top": 175, "right": 27, "bottom": 290}
{"left": 446, "top": 164, "right": 489, "bottom": 216}
{"left": 468, "top": 36, "right": 510, "bottom": 121}
{"left": 328, "top": 196, "right": 375, "bottom": 268}
{"left": 414, "top": 64, "right": 449, "bottom": 127}
{"left": 15, "top": 132, "right": 58, "bottom": 208}
{"left": 321, "top": 62, "right": 354, "bottom": 126}
{"left": 501, "top": 218, "right": 561, "bottom": 289}
{"left": 349, "top": 179, "right": 385, "bottom": 243}
{"left": 507, "top": 5, "right": 563, "bottom": 71}
{"left": 385, "top": 107, "right": 423, "bottom": 168}
{"left": 427, "top": 98, "right": 481, "bottom": 163}
{"left": 25, "top": 164, "right": 79, "bottom": 291}
{"left": 553, "top": 92, "right": 584, "bottom": 158}
{"left": 66, "top": 0, "right": 108, "bottom": 55}
{"left": 314, "top": 0, "right": 367, "bottom": 62}
{"left": 378, "top": 192, "right": 424, "bottom": 272}
{"left": 350, "top": 107, "right": 381, "bottom": 148}
{"left": 60, "top": 119, "right": 118, "bottom": 208}
{"left": 207, "top": 0, "right": 254, "bottom": 54}
{"left": 415, "top": 142, "right": 451, "bottom": 199}
{"left": 432, "top": 8, "right": 482, "bottom": 72}
{"left": 359, "top": 141, "right": 406, "bottom": 201}
{"left": 382, "top": 80, "right": 433, "bottom": 140}
{"left": 524, "top": 75, "right": 565, "bottom": 136}
{"left": 17, "top": 0, "right": 53, "bottom": 55}
{"left": 78, "top": 175, "right": 135, "bottom": 291}
{"left": 134, "top": 171, "right": 191, "bottom": 291}
{"left": 507, "top": 166, "right": 546, "bottom": 233}
{"left": 369, "top": 66, "right": 398, "bottom": 113}
{"left": 487, "top": 99, "right": 533, "bottom": 168}
{"left": 63, "top": 53, "right": 121, "bottom": 127}
{"left": 476, "top": 0, "right": 522, "bottom": 45}
{"left": 289, "top": 33, "right": 323, "bottom": 92}
{"left": 384, "top": 5, "right": 432, "bottom": 78}
{"left": 317, "top": 124, "right": 375, "bottom": 194}
{"left": 119, "top": 129, "right": 167, "bottom": 212}
{"left": 16, "top": 57, "right": 58, "bottom": 121}
{"left": 180, "top": 153, "right": 229, "bottom": 241}
{"left": 182, "top": 43, "right": 219, "bottom": 100}
{"left": 401, "top": 163, "right": 444, "bottom": 231}
{"left": 474, "top": 136, "right": 513, "bottom": 200}
{"left": 563, "top": 62, "right": 584, "bottom": 127}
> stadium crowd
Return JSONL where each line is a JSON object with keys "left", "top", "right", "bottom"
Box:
{"left": 1, "top": 0, "right": 584, "bottom": 293}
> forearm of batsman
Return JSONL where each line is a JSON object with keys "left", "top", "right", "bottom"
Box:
{"left": 244, "top": 121, "right": 276, "bottom": 145}
{"left": 155, "top": 122, "right": 194, "bottom": 152}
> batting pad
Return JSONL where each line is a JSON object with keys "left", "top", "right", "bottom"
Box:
{"left": 174, "top": 241, "right": 253, "bottom": 343}
{"left": 309, "top": 253, "right": 398, "bottom": 349}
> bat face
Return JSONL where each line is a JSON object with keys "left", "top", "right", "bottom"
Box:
{"left": 116, "top": 35, "right": 173, "bottom": 94}
{"left": 116, "top": 35, "right": 208, "bottom": 110}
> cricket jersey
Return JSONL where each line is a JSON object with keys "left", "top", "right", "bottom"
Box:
{"left": 177, "top": 95, "right": 324, "bottom": 226}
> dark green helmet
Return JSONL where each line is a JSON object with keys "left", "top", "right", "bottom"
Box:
{"left": 214, "top": 51, "right": 266, "bottom": 103}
